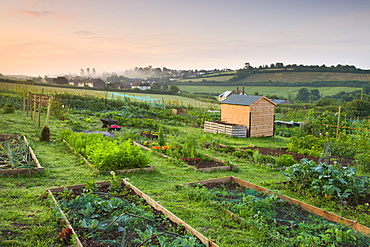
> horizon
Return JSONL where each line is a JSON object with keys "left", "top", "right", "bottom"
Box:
{"left": 1, "top": 0, "right": 370, "bottom": 77}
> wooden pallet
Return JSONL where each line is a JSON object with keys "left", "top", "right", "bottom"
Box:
{"left": 204, "top": 121, "right": 246, "bottom": 137}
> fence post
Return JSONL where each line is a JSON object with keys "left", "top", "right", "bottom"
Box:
{"left": 336, "top": 106, "right": 341, "bottom": 139}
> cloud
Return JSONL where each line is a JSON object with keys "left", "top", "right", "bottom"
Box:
{"left": 14, "top": 8, "right": 82, "bottom": 28}
{"left": 75, "top": 30, "right": 94, "bottom": 36}
{"left": 15, "top": 9, "right": 54, "bottom": 18}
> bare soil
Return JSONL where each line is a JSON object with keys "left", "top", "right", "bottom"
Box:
{"left": 186, "top": 160, "right": 225, "bottom": 168}
{"left": 240, "top": 147, "right": 355, "bottom": 166}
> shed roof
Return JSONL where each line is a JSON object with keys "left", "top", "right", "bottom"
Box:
{"left": 220, "top": 95, "right": 276, "bottom": 106}
{"left": 218, "top": 91, "right": 233, "bottom": 98}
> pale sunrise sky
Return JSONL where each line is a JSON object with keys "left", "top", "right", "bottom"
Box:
{"left": 1, "top": 0, "right": 370, "bottom": 77}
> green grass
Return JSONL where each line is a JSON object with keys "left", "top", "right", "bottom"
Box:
{"left": 0, "top": 110, "right": 369, "bottom": 246}
{"left": 177, "top": 85, "right": 360, "bottom": 98}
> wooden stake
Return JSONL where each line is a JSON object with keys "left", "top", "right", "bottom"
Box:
{"left": 33, "top": 94, "right": 37, "bottom": 121}
{"left": 27, "top": 92, "right": 30, "bottom": 116}
{"left": 38, "top": 94, "right": 42, "bottom": 127}
{"left": 45, "top": 98, "right": 52, "bottom": 126}
{"left": 336, "top": 106, "right": 341, "bottom": 139}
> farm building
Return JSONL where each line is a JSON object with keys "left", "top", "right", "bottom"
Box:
{"left": 219, "top": 95, "right": 276, "bottom": 137}
{"left": 218, "top": 87, "right": 247, "bottom": 101}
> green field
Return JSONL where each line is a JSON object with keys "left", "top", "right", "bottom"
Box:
{"left": 175, "top": 75, "right": 234, "bottom": 82}
{"left": 0, "top": 82, "right": 219, "bottom": 110}
{"left": 178, "top": 85, "right": 360, "bottom": 98}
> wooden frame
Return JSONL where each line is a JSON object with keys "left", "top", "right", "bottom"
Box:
{"left": 46, "top": 179, "right": 219, "bottom": 247}
{"left": 0, "top": 135, "right": 44, "bottom": 175}
{"left": 183, "top": 176, "right": 370, "bottom": 237}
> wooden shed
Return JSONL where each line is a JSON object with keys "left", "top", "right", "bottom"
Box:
{"left": 220, "top": 95, "right": 276, "bottom": 137}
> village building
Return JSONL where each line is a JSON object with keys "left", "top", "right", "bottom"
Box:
{"left": 218, "top": 87, "right": 248, "bottom": 101}
{"left": 77, "top": 78, "right": 106, "bottom": 88}
{"left": 131, "top": 81, "right": 151, "bottom": 90}
{"left": 53, "top": 77, "right": 69, "bottom": 85}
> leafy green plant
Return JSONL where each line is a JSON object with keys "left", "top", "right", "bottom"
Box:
{"left": 158, "top": 126, "right": 165, "bottom": 146}
{"left": 275, "top": 154, "right": 297, "bottom": 167}
{"left": 88, "top": 139, "right": 150, "bottom": 170}
{"left": 188, "top": 182, "right": 370, "bottom": 246}
{"left": 56, "top": 183, "right": 205, "bottom": 246}
{"left": 283, "top": 159, "right": 370, "bottom": 200}
{"left": 61, "top": 130, "right": 150, "bottom": 171}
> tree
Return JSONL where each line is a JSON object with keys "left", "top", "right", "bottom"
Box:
{"left": 275, "top": 62, "right": 284, "bottom": 68}
{"left": 169, "top": 85, "right": 179, "bottom": 92}
{"left": 310, "top": 89, "right": 321, "bottom": 101}
{"left": 345, "top": 99, "right": 370, "bottom": 117}
{"left": 151, "top": 83, "right": 161, "bottom": 89}
{"left": 296, "top": 88, "right": 310, "bottom": 102}
{"left": 315, "top": 98, "right": 337, "bottom": 107}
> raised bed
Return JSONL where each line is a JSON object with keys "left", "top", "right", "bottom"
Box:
{"left": 47, "top": 179, "right": 218, "bottom": 247}
{"left": 133, "top": 141, "right": 237, "bottom": 172}
{"left": 63, "top": 140, "right": 155, "bottom": 174}
{"left": 0, "top": 134, "right": 43, "bottom": 175}
{"left": 183, "top": 176, "right": 370, "bottom": 241}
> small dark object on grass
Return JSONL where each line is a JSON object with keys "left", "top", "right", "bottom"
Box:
{"left": 3, "top": 103, "right": 15, "bottom": 114}
{"left": 40, "top": 125, "right": 50, "bottom": 141}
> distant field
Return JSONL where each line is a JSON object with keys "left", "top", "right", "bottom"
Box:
{"left": 178, "top": 85, "right": 361, "bottom": 98}
{"left": 175, "top": 71, "right": 370, "bottom": 84}
{"left": 175, "top": 75, "right": 234, "bottom": 82}
{"left": 0, "top": 82, "right": 219, "bottom": 110}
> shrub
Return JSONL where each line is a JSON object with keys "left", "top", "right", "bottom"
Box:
{"left": 275, "top": 154, "right": 297, "bottom": 167}
{"left": 2, "top": 103, "right": 15, "bottom": 113}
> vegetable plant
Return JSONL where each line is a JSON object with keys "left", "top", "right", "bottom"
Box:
{"left": 60, "top": 130, "right": 150, "bottom": 171}
{"left": 55, "top": 181, "right": 206, "bottom": 246}
{"left": 185, "top": 182, "right": 370, "bottom": 246}
{"left": 283, "top": 159, "right": 370, "bottom": 201}
{"left": 0, "top": 135, "right": 35, "bottom": 169}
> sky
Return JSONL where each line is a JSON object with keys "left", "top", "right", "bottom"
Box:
{"left": 1, "top": 0, "right": 370, "bottom": 77}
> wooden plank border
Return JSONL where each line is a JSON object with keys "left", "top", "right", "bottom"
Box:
{"left": 0, "top": 135, "right": 44, "bottom": 175}
{"left": 183, "top": 176, "right": 370, "bottom": 237}
{"left": 46, "top": 180, "right": 219, "bottom": 247}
